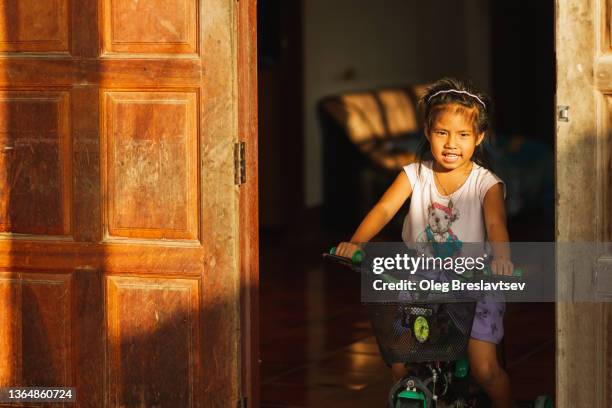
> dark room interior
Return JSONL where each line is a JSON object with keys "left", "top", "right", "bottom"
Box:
{"left": 258, "top": 1, "right": 555, "bottom": 406}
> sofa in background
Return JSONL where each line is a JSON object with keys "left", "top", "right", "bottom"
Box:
{"left": 319, "top": 86, "right": 425, "bottom": 229}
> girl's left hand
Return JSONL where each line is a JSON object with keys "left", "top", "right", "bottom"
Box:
{"left": 490, "top": 258, "right": 514, "bottom": 276}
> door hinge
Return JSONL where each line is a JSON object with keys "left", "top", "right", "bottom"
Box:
{"left": 234, "top": 141, "right": 246, "bottom": 185}
{"left": 237, "top": 396, "right": 247, "bottom": 408}
{"left": 558, "top": 105, "right": 569, "bottom": 122}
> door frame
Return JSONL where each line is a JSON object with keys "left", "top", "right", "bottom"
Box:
{"left": 238, "top": 0, "right": 259, "bottom": 406}
{"left": 555, "top": 0, "right": 610, "bottom": 407}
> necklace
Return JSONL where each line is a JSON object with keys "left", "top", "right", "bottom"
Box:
{"left": 433, "top": 163, "right": 473, "bottom": 210}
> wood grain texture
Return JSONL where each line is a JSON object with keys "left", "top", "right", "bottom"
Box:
{"left": 0, "top": 0, "right": 69, "bottom": 52}
{"left": 200, "top": 0, "right": 241, "bottom": 405}
{"left": 238, "top": 0, "right": 259, "bottom": 406}
{"left": 71, "top": 0, "right": 98, "bottom": 58}
{"left": 72, "top": 87, "right": 101, "bottom": 243}
{"left": 102, "top": 91, "right": 199, "bottom": 241}
{"left": 604, "top": 0, "right": 612, "bottom": 53}
{"left": 0, "top": 91, "right": 72, "bottom": 236}
{"left": 102, "top": 0, "right": 198, "bottom": 54}
{"left": 603, "top": 96, "right": 612, "bottom": 242}
{"left": 0, "top": 241, "right": 205, "bottom": 273}
{"left": 20, "top": 272, "right": 72, "bottom": 387}
{"left": 0, "top": 0, "right": 244, "bottom": 405}
{"left": 0, "top": 59, "right": 201, "bottom": 87}
{"left": 0, "top": 271, "right": 72, "bottom": 387}
{"left": 74, "top": 267, "right": 104, "bottom": 407}
{"left": 556, "top": 0, "right": 610, "bottom": 407}
{"left": 0, "top": 272, "right": 20, "bottom": 387}
{"left": 600, "top": 78, "right": 612, "bottom": 400}
{"left": 107, "top": 275, "right": 200, "bottom": 407}
{"left": 607, "top": 304, "right": 612, "bottom": 407}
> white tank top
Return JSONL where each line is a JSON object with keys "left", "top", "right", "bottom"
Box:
{"left": 401, "top": 160, "right": 505, "bottom": 253}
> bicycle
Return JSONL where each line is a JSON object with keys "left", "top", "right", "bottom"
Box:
{"left": 323, "top": 247, "right": 554, "bottom": 408}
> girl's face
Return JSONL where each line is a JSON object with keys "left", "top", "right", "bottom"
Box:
{"left": 426, "top": 104, "right": 484, "bottom": 171}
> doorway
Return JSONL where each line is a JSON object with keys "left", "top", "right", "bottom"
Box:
{"left": 258, "top": 0, "right": 555, "bottom": 406}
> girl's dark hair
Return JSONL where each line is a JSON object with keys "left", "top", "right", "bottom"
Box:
{"left": 416, "top": 77, "right": 494, "bottom": 170}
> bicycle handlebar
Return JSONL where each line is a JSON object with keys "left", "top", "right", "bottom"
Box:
{"left": 329, "top": 246, "right": 364, "bottom": 264}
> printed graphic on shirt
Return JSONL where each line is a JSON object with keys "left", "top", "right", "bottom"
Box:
{"left": 416, "top": 201, "right": 463, "bottom": 258}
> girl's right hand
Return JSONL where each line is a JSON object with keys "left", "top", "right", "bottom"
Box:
{"left": 335, "top": 242, "right": 362, "bottom": 259}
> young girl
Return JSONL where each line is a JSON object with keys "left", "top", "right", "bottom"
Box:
{"left": 335, "top": 78, "right": 515, "bottom": 408}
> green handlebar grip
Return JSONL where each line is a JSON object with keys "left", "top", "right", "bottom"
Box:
{"left": 483, "top": 266, "right": 523, "bottom": 278}
{"left": 329, "top": 247, "right": 363, "bottom": 264}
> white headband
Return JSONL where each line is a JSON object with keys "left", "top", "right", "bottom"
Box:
{"left": 428, "top": 89, "right": 486, "bottom": 109}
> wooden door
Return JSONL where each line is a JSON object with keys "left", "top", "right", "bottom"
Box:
{"left": 0, "top": 0, "right": 255, "bottom": 406}
{"left": 556, "top": 0, "right": 611, "bottom": 407}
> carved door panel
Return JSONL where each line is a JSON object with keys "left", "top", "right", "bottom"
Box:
{"left": 556, "top": 0, "right": 611, "bottom": 407}
{"left": 0, "top": 0, "right": 245, "bottom": 406}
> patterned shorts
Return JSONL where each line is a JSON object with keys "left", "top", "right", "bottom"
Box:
{"left": 402, "top": 268, "right": 506, "bottom": 345}
{"left": 471, "top": 295, "right": 505, "bottom": 344}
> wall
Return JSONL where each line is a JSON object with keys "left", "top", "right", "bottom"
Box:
{"left": 303, "top": 0, "right": 491, "bottom": 207}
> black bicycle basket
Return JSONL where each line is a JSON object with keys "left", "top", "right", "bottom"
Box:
{"left": 367, "top": 300, "right": 476, "bottom": 365}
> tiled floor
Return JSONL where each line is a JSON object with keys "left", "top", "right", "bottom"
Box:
{"left": 260, "top": 215, "right": 555, "bottom": 407}
{"left": 260, "top": 235, "right": 391, "bottom": 407}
